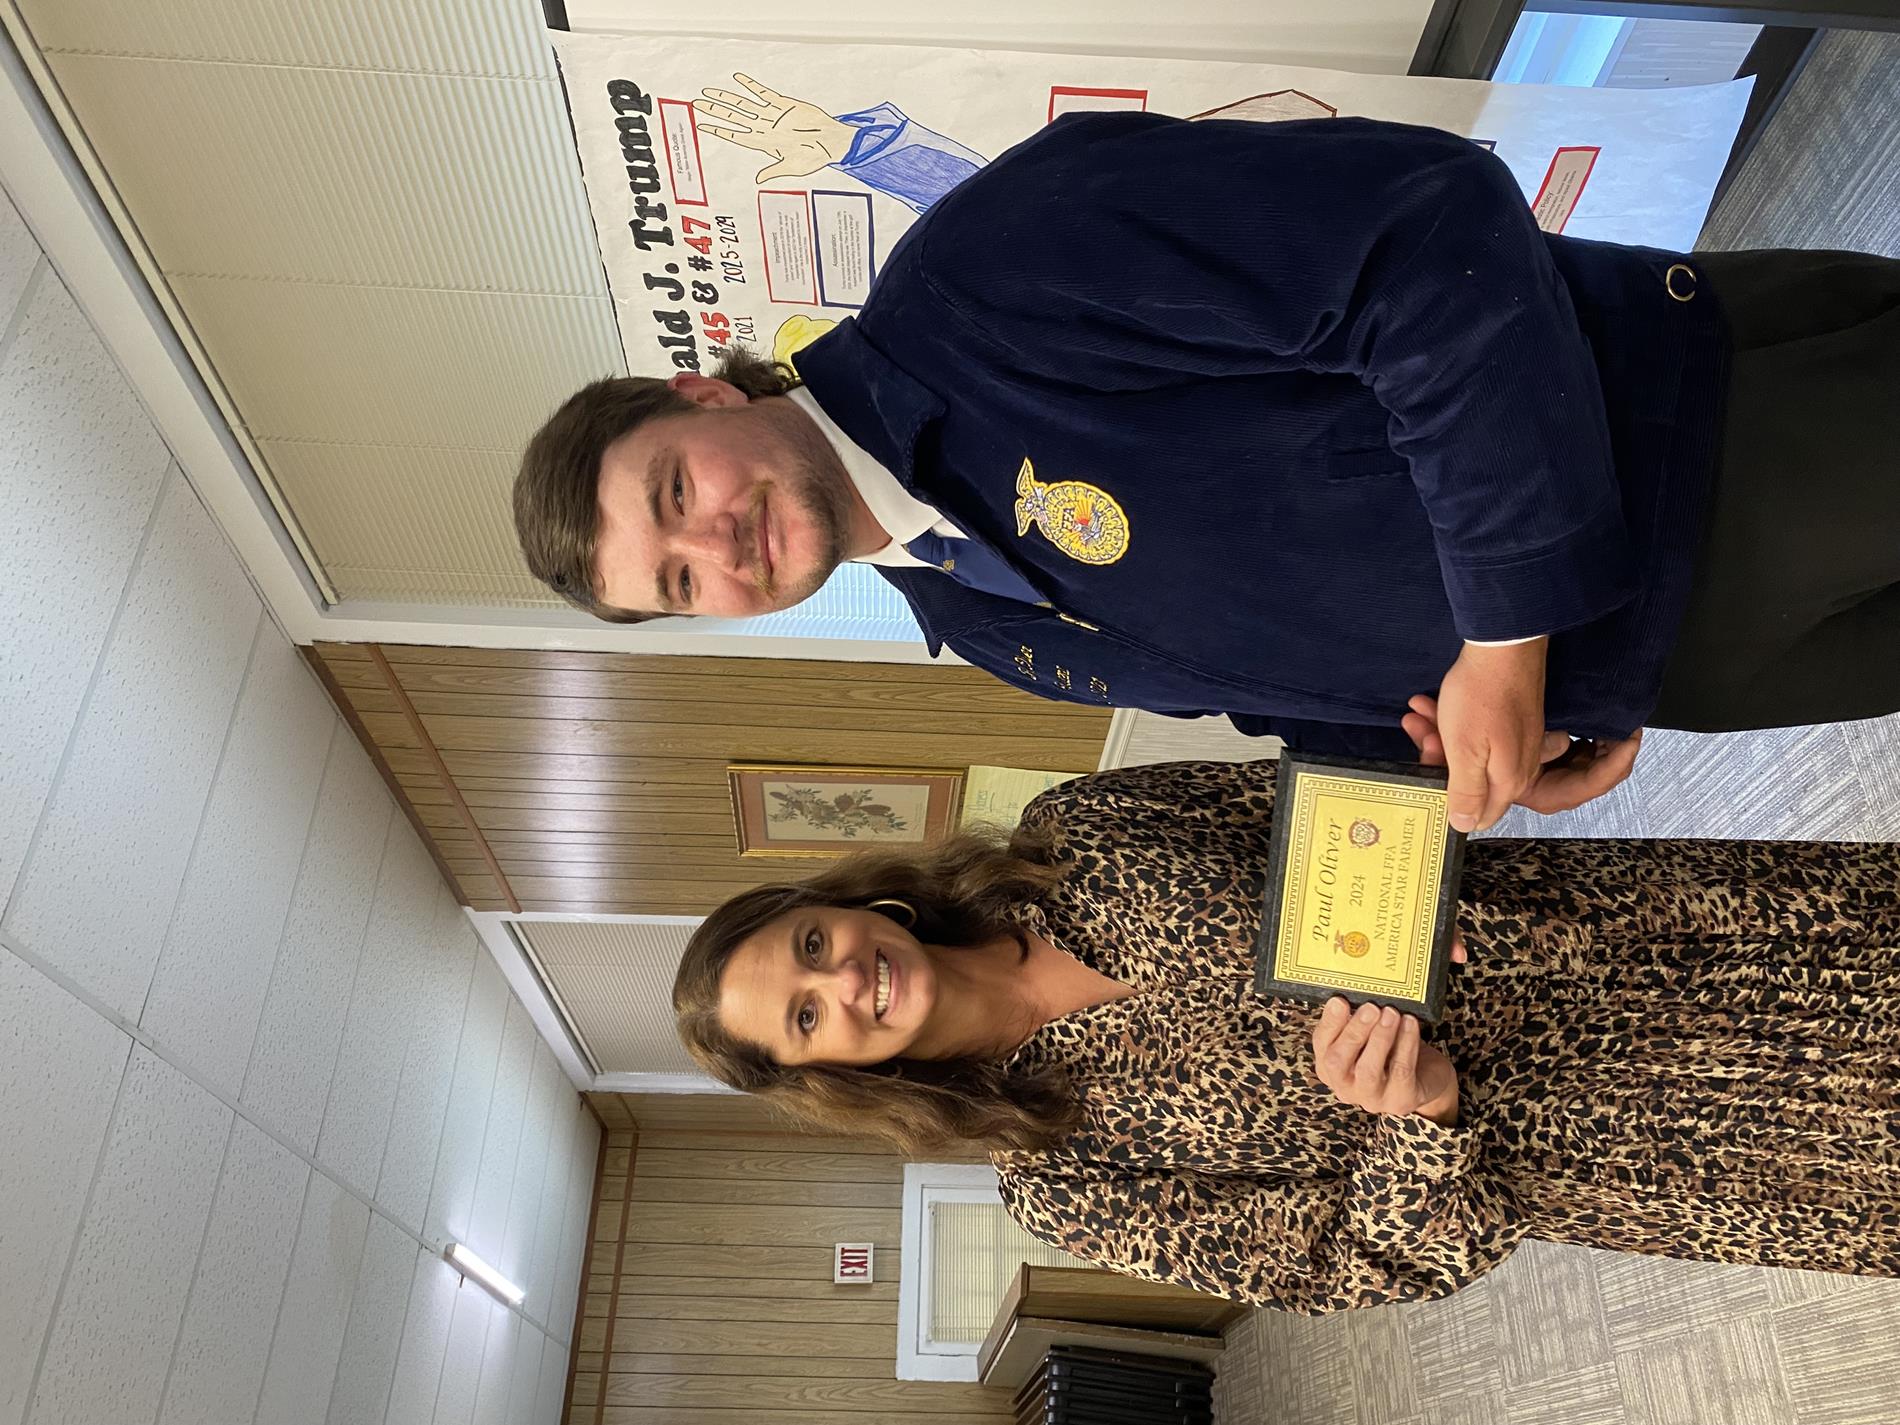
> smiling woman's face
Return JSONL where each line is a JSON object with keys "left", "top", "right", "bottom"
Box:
{"left": 715, "top": 906, "right": 947, "bottom": 1067}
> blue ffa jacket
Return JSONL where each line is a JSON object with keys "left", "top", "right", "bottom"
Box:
{"left": 795, "top": 113, "right": 1731, "bottom": 756}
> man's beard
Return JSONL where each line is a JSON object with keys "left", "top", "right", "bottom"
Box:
{"left": 747, "top": 407, "right": 854, "bottom": 605}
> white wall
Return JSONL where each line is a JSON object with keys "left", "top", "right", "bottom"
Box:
{"left": 0, "top": 188, "right": 598, "bottom": 1425}
{"left": 567, "top": 0, "right": 1436, "bottom": 75}
{"left": 1111, "top": 711, "right": 1284, "bottom": 768}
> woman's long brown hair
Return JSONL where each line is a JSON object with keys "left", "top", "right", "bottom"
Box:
{"left": 672, "top": 827, "right": 1082, "bottom": 1155}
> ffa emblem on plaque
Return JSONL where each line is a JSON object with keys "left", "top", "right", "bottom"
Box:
{"left": 1336, "top": 931, "right": 1372, "bottom": 959}
{"left": 1349, "top": 818, "right": 1381, "bottom": 848}
{"left": 1013, "top": 458, "right": 1129, "bottom": 565}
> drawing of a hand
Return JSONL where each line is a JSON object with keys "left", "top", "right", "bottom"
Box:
{"left": 694, "top": 73, "right": 855, "bottom": 183}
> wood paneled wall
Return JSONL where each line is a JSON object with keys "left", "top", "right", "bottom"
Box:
{"left": 307, "top": 643, "right": 1110, "bottom": 915}
{"left": 571, "top": 1093, "right": 1009, "bottom": 1425}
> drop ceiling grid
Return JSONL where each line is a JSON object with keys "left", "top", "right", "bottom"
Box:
{"left": 17, "top": 0, "right": 624, "bottom": 606}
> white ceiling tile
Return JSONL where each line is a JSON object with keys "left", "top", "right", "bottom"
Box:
{"left": 316, "top": 824, "right": 444, "bottom": 1198}
{"left": 503, "top": 1324, "right": 543, "bottom": 1425}
{"left": 467, "top": 996, "right": 539, "bottom": 1264}
{"left": 424, "top": 951, "right": 511, "bottom": 1251}
{"left": 26, "top": 1048, "right": 230, "bottom": 1425}
{"left": 158, "top": 1120, "right": 309, "bottom": 1425}
{"left": 535, "top": 1328, "right": 570, "bottom": 1425}
{"left": 325, "top": 1211, "right": 419, "bottom": 1425}
{"left": 241, "top": 735, "right": 392, "bottom": 1154}
{"left": 469, "top": 1307, "right": 523, "bottom": 1425}
{"left": 141, "top": 629, "right": 338, "bottom": 1098}
{"left": 0, "top": 950, "right": 128, "bottom": 1423}
{"left": 253, "top": 1143, "right": 370, "bottom": 1425}
{"left": 0, "top": 190, "right": 42, "bottom": 322}
{"left": 374, "top": 897, "right": 478, "bottom": 1234}
{"left": 549, "top": 1105, "right": 600, "bottom": 1344}
{"left": 5, "top": 475, "right": 259, "bottom": 1020}
{"left": 0, "top": 272, "right": 172, "bottom": 910}
{"left": 383, "top": 1248, "right": 460, "bottom": 1425}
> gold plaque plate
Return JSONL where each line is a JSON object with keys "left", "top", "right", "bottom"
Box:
{"left": 1254, "top": 752, "right": 1465, "bottom": 1022}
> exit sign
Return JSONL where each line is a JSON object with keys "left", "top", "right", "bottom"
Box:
{"left": 833, "top": 1242, "right": 873, "bottom": 1284}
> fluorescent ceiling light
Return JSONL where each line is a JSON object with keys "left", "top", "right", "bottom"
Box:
{"left": 444, "top": 1242, "right": 525, "bottom": 1306}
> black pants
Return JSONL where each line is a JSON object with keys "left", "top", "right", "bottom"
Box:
{"left": 1650, "top": 248, "right": 1900, "bottom": 732}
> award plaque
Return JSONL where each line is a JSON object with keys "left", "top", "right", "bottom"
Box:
{"left": 1254, "top": 751, "right": 1466, "bottom": 1023}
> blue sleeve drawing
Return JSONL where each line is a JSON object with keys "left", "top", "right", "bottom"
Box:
{"left": 830, "top": 103, "right": 988, "bottom": 214}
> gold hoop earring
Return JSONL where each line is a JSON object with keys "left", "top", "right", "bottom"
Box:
{"left": 864, "top": 898, "right": 917, "bottom": 929}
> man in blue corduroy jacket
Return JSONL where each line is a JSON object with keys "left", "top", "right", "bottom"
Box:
{"left": 515, "top": 114, "right": 1900, "bottom": 830}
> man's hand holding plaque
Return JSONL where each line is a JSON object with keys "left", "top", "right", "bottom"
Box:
{"left": 1403, "top": 693, "right": 1645, "bottom": 821}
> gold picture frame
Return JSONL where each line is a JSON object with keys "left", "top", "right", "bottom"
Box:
{"left": 727, "top": 763, "right": 965, "bottom": 859}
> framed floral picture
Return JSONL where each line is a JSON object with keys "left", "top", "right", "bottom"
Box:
{"left": 727, "top": 764, "right": 965, "bottom": 859}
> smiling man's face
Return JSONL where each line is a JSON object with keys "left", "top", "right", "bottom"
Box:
{"left": 592, "top": 375, "right": 857, "bottom": 618}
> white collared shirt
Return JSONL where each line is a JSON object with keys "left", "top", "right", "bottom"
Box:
{"left": 787, "top": 387, "right": 963, "bottom": 569}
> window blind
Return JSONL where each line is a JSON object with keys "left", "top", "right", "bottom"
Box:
{"left": 926, "top": 1199, "right": 1079, "bottom": 1344}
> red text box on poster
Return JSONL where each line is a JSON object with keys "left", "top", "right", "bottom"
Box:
{"left": 657, "top": 98, "right": 708, "bottom": 207}
{"left": 1048, "top": 86, "right": 1149, "bottom": 124}
{"left": 1531, "top": 146, "right": 1601, "bottom": 234}
{"left": 758, "top": 189, "right": 818, "bottom": 305}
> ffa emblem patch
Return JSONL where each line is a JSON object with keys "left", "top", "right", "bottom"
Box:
{"left": 1336, "top": 931, "right": 1372, "bottom": 959}
{"left": 1349, "top": 818, "right": 1381, "bottom": 848}
{"left": 1013, "top": 458, "right": 1129, "bottom": 565}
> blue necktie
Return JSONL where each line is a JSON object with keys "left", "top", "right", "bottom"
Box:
{"left": 903, "top": 529, "right": 1045, "bottom": 606}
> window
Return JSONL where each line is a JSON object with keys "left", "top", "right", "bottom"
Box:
{"left": 1497, "top": 14, "right": 1762, "bottom": 90}
{"left": 710, "top": 560, "right": 921, "bottom": 641}
{"left": 895, "top": 1163, "right": 1082, "bottom": 1381}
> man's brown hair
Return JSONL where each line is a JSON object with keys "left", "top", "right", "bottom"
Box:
{"left": 513, "top": 348, "right": 801, "bottom": 622}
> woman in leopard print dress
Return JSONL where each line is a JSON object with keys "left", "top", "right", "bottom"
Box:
{"left": 674, "top": 760, "right": 1900, "bottom": 1313}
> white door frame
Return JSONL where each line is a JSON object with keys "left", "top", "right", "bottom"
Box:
{"left": 896, "top": 1162, "right": 1009, "bottom": 1382}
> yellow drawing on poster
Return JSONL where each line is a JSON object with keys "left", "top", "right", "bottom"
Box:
{"left": 773, "top": 314, "right": 837, "bottom": 374}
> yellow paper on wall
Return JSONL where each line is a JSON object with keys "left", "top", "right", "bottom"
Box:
{"left": 958, "top": 765, "right": 1083, "bottom": 831}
